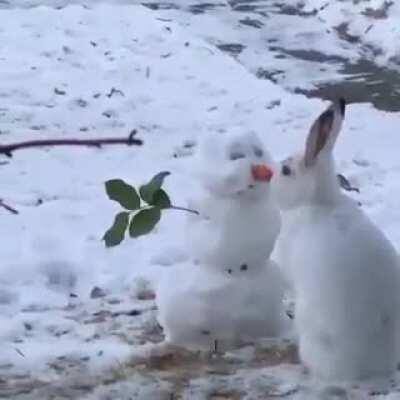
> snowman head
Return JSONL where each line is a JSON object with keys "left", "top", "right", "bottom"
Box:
{"left": 197, "top": 130, "right": 275, "bottom": 201}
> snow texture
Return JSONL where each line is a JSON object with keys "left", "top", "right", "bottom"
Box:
{"left": 1, "top": 0, "right": 400, "bottom": 398}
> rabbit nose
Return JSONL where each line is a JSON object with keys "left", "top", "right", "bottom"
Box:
{"left": 251, "top": 164, "right": 274, "bottom": 182}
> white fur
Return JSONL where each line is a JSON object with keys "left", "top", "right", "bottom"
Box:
{"left": 156, "top": 130, "right": 290, "bottom": 350}
{"left": 273, "top": 100, "right": 400, "bottom": 381}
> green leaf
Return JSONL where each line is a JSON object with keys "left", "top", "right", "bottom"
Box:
{"left": 105, "top": 179, "right": 140, "bottom": 210}
{"left": 103, "top": 212, "right": 129, "bottom": 247}
{"left": 129, "top": 208, "right": 161, "bottom": 238}
{"left": 152, "top": 189, "right": 171, "bottom": 209}
{"left": 139, "top": 171, "right": 170, "bottom": 204}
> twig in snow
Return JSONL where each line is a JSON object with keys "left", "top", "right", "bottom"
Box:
{"left": 15, "top": 348, "right": 25, "bottom": 358}
{"left": 337, "top": 173, "right": 360, "bottom": 193}
{"left": 0, "top": 199, "right": 19, "bottom": 215}
{"left": 213, "top": 339, "right": 219, "bottom": 355}
{"left": 0, "top": 130, "right": 143, "bottom": 157}
{"left": 106, "top": 87, "right": 125, "bottom": 98}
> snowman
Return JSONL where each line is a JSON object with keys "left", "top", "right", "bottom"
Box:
{"left": 156, "top": 130, "right": 290, "bottom": 351}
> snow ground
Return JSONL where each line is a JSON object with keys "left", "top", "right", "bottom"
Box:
{"left": 1, "top": 1, "right": 400, "bottom": 399}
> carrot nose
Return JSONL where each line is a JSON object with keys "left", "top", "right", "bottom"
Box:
{"left": 251, "top": 164, "right": 274, "bottom": 182}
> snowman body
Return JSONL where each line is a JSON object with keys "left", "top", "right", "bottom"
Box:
{"left": 157, "top": 259, "right": 288, "bottom": 351}
{"left": 156, "top": 131, "right": 289, "bottom": 350}
{"left": 188, "top": 193, "right": 281, "bottom": 275}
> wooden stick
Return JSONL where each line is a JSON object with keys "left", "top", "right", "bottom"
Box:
{"left": 0, "top": 130, "right": 143, "bottom": 157}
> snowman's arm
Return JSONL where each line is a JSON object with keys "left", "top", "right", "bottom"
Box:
{"left": 186, "top": 197, "right": 209, "bottom": 222}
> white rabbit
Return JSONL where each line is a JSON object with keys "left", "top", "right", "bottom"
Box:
{"left": 186, "top": 130, "right": 281, "bottom": 275}
{"left": 273, "top": 99, "right": 400, "bottom": 381}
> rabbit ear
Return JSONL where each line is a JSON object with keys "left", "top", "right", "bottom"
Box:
{"left": 304, "top": 98, "right": 345, "bottom": 167}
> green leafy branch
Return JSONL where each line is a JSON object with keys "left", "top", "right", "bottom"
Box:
{"left": 103, "top": 171, "right": 199, "bottom": 247}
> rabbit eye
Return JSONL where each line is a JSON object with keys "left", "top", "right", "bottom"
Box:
{"left": 229, "top": 152, "right": 246, "bottom": 161}
{"left": 281, "top": 165, "right": 292, "bottom": 176}
{"left": 253, "top": 146, "right": 264, "bottom": 158}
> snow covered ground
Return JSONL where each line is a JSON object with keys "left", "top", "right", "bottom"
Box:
{"left": 1, "top": 1, "right": 400, "bottom": 398}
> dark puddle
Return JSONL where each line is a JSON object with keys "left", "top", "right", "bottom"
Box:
{"left": 188, "top": 2, "right": 226, "bottom": 14}
{"left": 297, "top": 60, "right": 400, "bottom": 112}
{"left": 216, "top": 43, "right": 245, "bottom": 57}
{"left": 270, "top": 47, "right": 346, "bottom": 64}
{"left": 177, "top": 2, "right": 400, "bottom": 112}
{"left": 228, "top": 0, "right": 320, "bottom": 15}
{"left": 272, "top": 48, "right": 400, "bottom": 112}
{"left": 238, "top": 16, "right": 264, "bottom": 28}
{"left": 142, "top": 2, "right": 180, "bottom": 11}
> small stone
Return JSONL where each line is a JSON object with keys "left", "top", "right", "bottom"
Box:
{"left": 62, "top": 45, "right": 73, "bottom": 55}
{"left": 127, "top": 309, "right": 142, "bottom": 317}
{"left": 23, "top": 322, "right": 33, "bottom": 331}
{"left": 265, "top": 99, "right": 281, "bottom": 110}
{"left": 137, "top": 290, "right": 156, "bottom": 301}
{"left": 286, "top": 310, "right": 295, "bottom": 320}
{"left": 102, "top": 110, "right": 115, "bottom": 118}
{"left": 240, "top": 264, "right": 248, "bottom": 271}
{"left": 112, "top": 309, "right": 142, "bottom": 317}
{"left": 75, "top": 98, "right": 88, "bottom": 108}
{"left": 90, "top": 286, "right": 107, "bottom": 299}
{"left": 54, "top": 87, "right": 66, "bottom": 95}
{"left": 30, "top": 124, "right": 46, "bottom": 131}
{"left": 107, "top": 298, "right": 121, "bottom": 305}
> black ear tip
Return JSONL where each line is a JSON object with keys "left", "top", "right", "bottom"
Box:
{"left": 338, "top": 97, "right": 346, "bottom": 116}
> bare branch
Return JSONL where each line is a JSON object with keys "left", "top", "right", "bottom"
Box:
{"left": 15, "top": 347, "right": 25, "bottom": 358}
{"left": 0, "top": 130, "right": 143, "bottom": 157}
